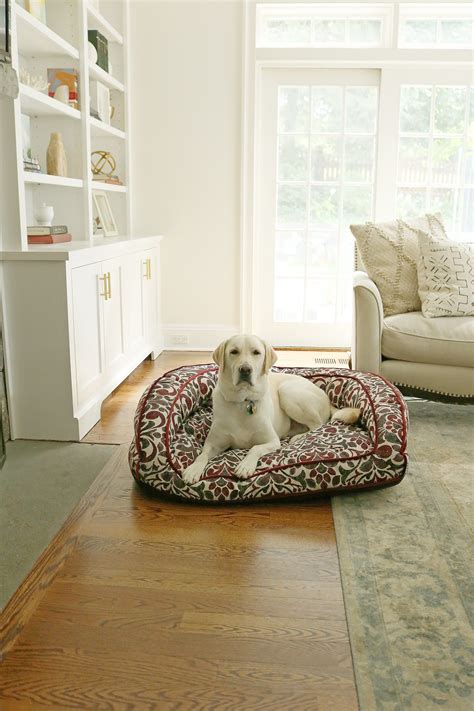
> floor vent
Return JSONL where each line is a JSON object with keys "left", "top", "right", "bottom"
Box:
{"left": 314, "top": 353, "right": 350, "bottom": 368}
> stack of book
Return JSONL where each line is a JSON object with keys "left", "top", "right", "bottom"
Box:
{"left": 92, "top": 174, "right": 123, "bottom": 185}
{"left": 24, "top": 157, "right": 42, "bottom": 173}
{"left": 27, "top": 225, "right": 72, "bottom": 244}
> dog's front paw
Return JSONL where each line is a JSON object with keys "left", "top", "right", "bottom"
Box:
{"left": 234, "top": 457, "right": 257, "bottom": 480}
{"left": 182, "top": 461, "right": 205, "bottom": 485}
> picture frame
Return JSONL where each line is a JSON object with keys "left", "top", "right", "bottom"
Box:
{"left": 92, "top": 191, "right": 118, "bottom": 237}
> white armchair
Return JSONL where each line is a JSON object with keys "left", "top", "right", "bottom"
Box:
{"left": 352, "top": 271, "right": 474, "bottom": 402}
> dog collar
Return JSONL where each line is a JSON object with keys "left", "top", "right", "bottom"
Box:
{"left": 245, "top": 399, "right": 256, "bottom": 415}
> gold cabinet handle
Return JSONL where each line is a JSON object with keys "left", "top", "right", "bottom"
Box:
{"left": 106, "top": 272, "right": 112, "bottom": 299}
{"left": 143, "top": 260, "right": 148, "bottom": 279}
{"left": 99, "top": 275, "right": 108, "bottom": 300}
{"left": 147, "top": 258, "right": 152, "bottom": 279}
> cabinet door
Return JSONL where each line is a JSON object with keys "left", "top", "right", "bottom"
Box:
{"left": 142, "top": 248, "right": 159, "bottom": 343}
{"left": 102, "top": 256, "right": 127, "bottom": 373}
{"left": 122, "top": 251, "right": 146, "bottom": 357}
{"left": 71, "top": 262, "right": 106, "bottom": 407}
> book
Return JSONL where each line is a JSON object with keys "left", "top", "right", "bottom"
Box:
{"left": 88, "top": 30, "right": 109, "bottom": 73}
{"left": 28, "top": 233, "right": 72, "bottom": 245}
{"left": 27, "top": 225, "right": 68, "bottom": 236}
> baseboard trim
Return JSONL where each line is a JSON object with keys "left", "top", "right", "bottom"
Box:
{"left": 163, "top": 323, "right": 240, "bottom": 351}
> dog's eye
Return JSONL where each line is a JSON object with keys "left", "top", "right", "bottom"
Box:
{"left": 230, "top": 349, "right": 239, "bottom": 355}
{"left": 253, "top": 350, "right": 261, "bottom": 355}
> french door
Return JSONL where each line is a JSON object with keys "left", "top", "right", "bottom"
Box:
{"left": 256, "top": 68, "right": 380, "bottom": 347}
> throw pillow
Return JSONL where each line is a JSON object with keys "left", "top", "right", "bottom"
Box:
{"left": 350, "top": 213, "right": 447, "bottom": 316}
{"left": 417, "top": 231, "right": 474, "bottom": 318}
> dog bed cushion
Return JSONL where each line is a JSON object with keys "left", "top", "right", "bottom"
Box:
{"left": 129, "top": 365, "right": 408, "bottom": 503}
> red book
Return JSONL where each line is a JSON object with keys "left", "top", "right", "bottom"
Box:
{"left": 28, "top": 233, "right": 73, "bottom": 245}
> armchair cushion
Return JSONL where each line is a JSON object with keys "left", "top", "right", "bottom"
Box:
{"left": 350, "top": 213, "right": 446, "bottom": 316}
{"left": 382, "top": 312, "right": 474, "bottom": 368}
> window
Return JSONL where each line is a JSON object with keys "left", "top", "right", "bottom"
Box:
{"left": 399, "top": 3, "right": 473, "bottom": 48}
{"left": 397, "top": 85, "right": 473, "bottom": 237}
{"left": 256, "top": 3, "right": 393, "bottom": 48}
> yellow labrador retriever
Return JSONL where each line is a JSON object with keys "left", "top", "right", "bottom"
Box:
{"left": 182, "top": 335, "right": 360, "bottom": 484}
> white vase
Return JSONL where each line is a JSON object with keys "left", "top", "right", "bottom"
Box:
{"left": 47, "top": 132, "right": 68, "bottom": 177}
{"left": 54, "top": 84, "right": 70, "bottom": 104}
{"left": 34, "top": 203, "right": 54, "bottom": 226}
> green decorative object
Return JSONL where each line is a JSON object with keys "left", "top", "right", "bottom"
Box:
{"left": 88, "top": 30, "right": 108, "bottom": 73}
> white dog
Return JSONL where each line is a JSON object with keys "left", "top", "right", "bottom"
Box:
{"left": 182, "top": 335, "right": 360, "bottom": 484}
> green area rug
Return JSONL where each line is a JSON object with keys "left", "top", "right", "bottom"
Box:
{"left": 0, "top": 440, "right": 117, "bottom": 610}
{"left": 333, "top": 400, "right": 473, "bottom": 710}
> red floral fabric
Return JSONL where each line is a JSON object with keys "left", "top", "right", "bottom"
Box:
{"left": 129, "top": 365, "right": 408, "bottom": 503}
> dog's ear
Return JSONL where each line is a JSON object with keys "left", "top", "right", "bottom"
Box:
{"left": 212, "top": 339, "right": 228, "bottom": 371}
{"left": 262, "top": 340, "right": 277, "bottom": 374}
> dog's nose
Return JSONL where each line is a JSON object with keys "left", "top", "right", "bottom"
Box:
{"left": 239, "top": 365, "right": 252, "bottom": 376}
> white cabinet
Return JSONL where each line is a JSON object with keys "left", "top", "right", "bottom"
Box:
{"left": 1, "top": 236, "right": 163, "bottom": 441}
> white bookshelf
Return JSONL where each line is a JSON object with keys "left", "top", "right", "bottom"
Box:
{"left": 9, "top": 0, "right": 131, "bottom": 250}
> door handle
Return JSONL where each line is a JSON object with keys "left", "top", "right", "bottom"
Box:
{"left": 143, "top": 258, "right": 152, "bottom": 280}
{"left": 99, "top": 275, "right": 108, "bottom": 300}
{"left": 106, "top": 272, "right": 112, "bottom": 299}
{"left": 147, "top": 258, "right": 152, "bottom": 279}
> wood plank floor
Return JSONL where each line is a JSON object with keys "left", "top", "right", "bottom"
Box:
{"left": 0, "top": 351, "right": 358, "bottom": 710}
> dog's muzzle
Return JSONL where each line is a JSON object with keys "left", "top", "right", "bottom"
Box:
{"left": 238, "top": 365, "right": 252, "bottom": 383}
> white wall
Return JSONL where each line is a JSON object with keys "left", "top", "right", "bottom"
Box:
{"left": 129, "top": 0, "right": 243, "bottom": 349}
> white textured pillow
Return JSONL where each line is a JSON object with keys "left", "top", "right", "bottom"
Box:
{"left": 350, "top": 213, "right": 447, "bottom": 316}
{"left": 417, "top": 231, "right": 474, "bottom": 318}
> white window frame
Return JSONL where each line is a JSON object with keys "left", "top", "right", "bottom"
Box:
{"left": 240, "top": 1, "right": 473, "bottom": 335}
{"left": 399, "top": 3, "right": 473, "bottom": 49}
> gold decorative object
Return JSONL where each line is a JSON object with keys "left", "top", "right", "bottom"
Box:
{"left": 91, "top": 150, "right": 116, "bottom": 178}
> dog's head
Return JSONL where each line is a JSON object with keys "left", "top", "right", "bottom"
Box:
{"left": 212, "top": 334, "right": 277, "bottom": 388}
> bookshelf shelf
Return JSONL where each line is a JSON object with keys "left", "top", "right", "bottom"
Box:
{"left": 87, "top": 2, "right": 123, "bottom": 45}
{"left": 92, "top": 182, "right": 127, "bottom": 193}
{"left": 15, "top": 5, "right": 80, "bottom": 59}
{"left": 90, "top": 116, "right": 126, "bottom": 139}
{"left": 19, "top": 84, "right": 81, "bottom": 120}
{"left": 89, "top": 62, "right": 125, "bottom": 93}
{"left": 24, "top": 173, "right": 84, "bottom": 189}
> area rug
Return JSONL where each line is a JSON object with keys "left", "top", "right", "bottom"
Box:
{"left": 0, "top": 441, "right": 117, "bottom": 610}
{"left": 333, "top": 400, "right": 473, "bottom": 710}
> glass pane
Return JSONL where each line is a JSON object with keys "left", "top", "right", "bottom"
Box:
{"left": 278, "top": 87, "right": 310, "bottom": 133}
{"left": 469, "top": 88, "right": 474, "bottom": 138}
{"left": 307, "top": 231, "right": 338, "bottom": 275}
{"left": 338, "top": 280, "right": 352, "bottom": 322}
{"left": 311, "top": 135, "right": 341, "bottom": 182}
{"left": 345, "top": 87, "right": 378, "bottom": 133}
{"left": 344, "top": 136, "right": 375, "bottom": 182}
{"left": 398, "top": 137, "right": 430, "bottom": 184}
{"left": 434, "top": 87, "right": 467, "bottom": 134}
{"left": 460, "top": 189, "right": 473, "bottom": 234}
{"left": 401, "top": 20, "right": 437, "bottom": 46}
{"left": 462, "top": 141, "right": 474, "bottom": 183}
{"left": 440, "top": 20, "right": 473, "bottom": 46}
{"left": 400, "top": 86, "right": 432, "bottom": 133}
{"left": 431, "top": 138, "right": 461, "bottom": 185}
{"left": 342, "top": 186, "right": 373, "bottom": 224}
{"left": 349, "top": 19, "right": 381, "bottom": 45}
{"left": 397, "top": 187, "right": 427, "bottom": 217}
{"left": 278, "top": 135, "right": 309, "bottom": 181}
{"left": 313, "top": 19, "right": 345, "bottom": 44}
{"left": 310, "top": 186, "right": 339, "bottom": 227}
{"left": 339, "top": 231, "right": 356, "bottom": 273}
{"left": 311, "top": 87, "right": 343, "bottom": 133}
{"left": 275, "top": 231, "right": 306, "bottom": 277}
{"left": 277, "top": 184, "right": 307, "bottom": 227}
{"left": 274, "top": 278, "right": 304, "bottom": 322}
{"left": 430, "top": 188, "right": 456, "bottom": 228}
{"left": 305, "top": 279, "right": 337, "bottom": 322}
{"left": 263, "top": 19, "right": 312, "bottom": 47}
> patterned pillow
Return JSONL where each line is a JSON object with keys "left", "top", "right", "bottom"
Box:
{"left": 417, "top": 231, "right": 474, "bottom": 318}
{"left": 350, "top": 213, "right": 447, "bottom": 316}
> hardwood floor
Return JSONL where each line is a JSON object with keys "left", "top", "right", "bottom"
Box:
{"left": 0, "top": 351, "right": 358, "bottom": 710}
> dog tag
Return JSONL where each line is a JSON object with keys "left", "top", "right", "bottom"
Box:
{"left": 246, "top": 400, "right": 255, "bottom": 415}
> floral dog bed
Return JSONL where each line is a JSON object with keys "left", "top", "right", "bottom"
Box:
{"left": 129, "top": 365, "right": 408, "bottom": 504}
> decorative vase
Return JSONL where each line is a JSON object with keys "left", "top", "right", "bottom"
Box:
{"left": 54, "top": 84, "right": 70, "bottom": 104}
{"left": 34, "top": 203, "right": 54, "bottom": 226}
{"left": 47, "top": 132, "right": 68, "bottom": 177}
{"left": 87, "top": 41, "right": 98, "bottom": 64}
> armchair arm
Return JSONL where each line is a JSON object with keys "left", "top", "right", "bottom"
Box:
{"left": 352, "top": 271, "right": 384, "bottom": 373}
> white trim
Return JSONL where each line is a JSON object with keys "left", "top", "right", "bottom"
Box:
{"left": 162, "top": 324, "right": 241, "bottom": 351}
